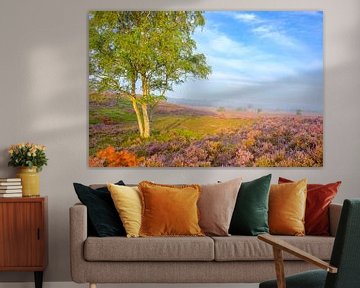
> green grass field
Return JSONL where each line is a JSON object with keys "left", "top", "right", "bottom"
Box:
{"left": 89, "top": 93, "right": 254, "bottom": 151}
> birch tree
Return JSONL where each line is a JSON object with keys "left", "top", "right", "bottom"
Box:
{"left": 89, "top": 11, "right": 211, "bottom": 138}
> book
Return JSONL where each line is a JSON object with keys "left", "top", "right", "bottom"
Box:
{"left": 0, "top": 182, "right": 22, "bottom": 186}
{"left": 0, "top": 193, "right": 22, "bottom": 198}
{"left": 0, "top": 178, "right": 21, "bottom": 182}
{"left": 0, "top": 185, "right": 22, "bottom": 193}
{"left": 0, "top": 188, "right": 22, "bottom": 193}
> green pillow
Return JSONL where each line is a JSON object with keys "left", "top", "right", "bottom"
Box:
{"left": 229, "top": 174, "right": 272, "bottom": 236}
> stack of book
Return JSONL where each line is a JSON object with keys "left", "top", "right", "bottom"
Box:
{"left": 0, "top": 178, "right": 22, "bottom": 197}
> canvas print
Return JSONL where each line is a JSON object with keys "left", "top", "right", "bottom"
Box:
{"left": 89, "top": 11, "right": 323, "bottom": 167}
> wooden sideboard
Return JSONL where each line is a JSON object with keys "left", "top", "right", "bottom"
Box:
{"left": 0, "top": 197, "right": 48, "bottom": 288}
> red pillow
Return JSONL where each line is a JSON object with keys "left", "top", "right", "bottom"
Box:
{"left": 278, "top": 177, "right": 341, "bottom": 236}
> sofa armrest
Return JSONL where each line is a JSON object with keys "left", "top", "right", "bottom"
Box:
{"left": 329, "top": 203, "right": 343, "bottom": 237}
{"left": 258, "top": 234, "right": 337, "bottom": 273}
{"left": 69, "top": 203, "right": 88, "bottom": 283}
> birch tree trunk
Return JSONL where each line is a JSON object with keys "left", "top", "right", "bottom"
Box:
{"left": 131, "top": 97, "right": 144, "bottom": 137}
{"left": 141, "top": 103, "right": 150, "bottom": 138}
{"left": 141, "top": 76, "right": 151, "bottom": 138}
{"left": 130, "top": 76, "right": 145, "bottom": 137}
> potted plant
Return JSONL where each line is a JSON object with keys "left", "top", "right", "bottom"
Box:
{"left": 8, "top": 143, "right": 48, "bottom": 197}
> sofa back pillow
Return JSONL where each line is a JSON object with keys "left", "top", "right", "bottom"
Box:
{"left": 73, "top": 180, "right": 126, "bottom": 237}
{"left": 269, "top": 179, "right": 307, "bottom": 236}
{"left": 198, "top": 178, "right": 242, "bottom": 236}
{"left": 139, "top": 181, "right": 203, "bottom": 237}
{"left": 278, "top": 177, "right": 341, "bottom": 235}
{"left": 107, "top": 184, "right": 142, "bottom": 238}
{"left": 229, "top": 174, "right": 271, "bottom": 236}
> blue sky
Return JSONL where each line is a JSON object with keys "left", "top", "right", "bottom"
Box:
{"left": 167, "top": 11, "right": 323, "bottom": 113}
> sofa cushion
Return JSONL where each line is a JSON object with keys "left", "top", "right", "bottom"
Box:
{"left": 139, "top": 181, "right": 203, "bottom": 237}
{"left": 198, "top": 178, "right": 242, "bottom": 236}
{"left": 73, "top": 181, "right": 126, "bottom": 237}
{"left": 84, "top": 236, "right": 214, "bottom": 261}
{"left": 269, "top": 179, "right": 307, "bottom": 236}
{"left": 229, "top": 174, "right": 271, "bottom": 236}
{"left": 279, "top": 177, "right": 341, "bottom": 236}
{"left": 108, "top": 184, "right": 142, "bottom": 238}
{"left": 212, "top": 236, "right": 334, "bottom": 261}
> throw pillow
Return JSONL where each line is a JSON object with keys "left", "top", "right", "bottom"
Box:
{"left": 138, "top": 181, "right": 203, "bottom": 237}
{"left": 269, "top": 179, "right": 307, "bottom": 236}
{"left": 73, "top": 181, "right": 126, "bottom": 237}
{"left": 229, "top": 174, "right": 272, "bottom": 236}
{"left": 198, "top": 178, "right": 242, "bottom": 236}
{"left": 107, "top": 183, "right": 142, "bottom": 238}
{"left": 278, "top": 177, "right": 341, "bottom": 236}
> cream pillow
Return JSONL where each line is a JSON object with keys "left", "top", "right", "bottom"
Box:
{"left": 107, "top": 183, "right": 142, "bottom": 237}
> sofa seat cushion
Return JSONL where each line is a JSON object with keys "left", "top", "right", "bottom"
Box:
{"left": 212, "top": 236, "right": 334, "bottom": 261}
{"left": 84, "top": 236, "right": 214, "bottom": 261}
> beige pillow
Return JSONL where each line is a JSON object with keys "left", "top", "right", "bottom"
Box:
{"left": 198, "top": 178, "right": 242, "bottom": 236}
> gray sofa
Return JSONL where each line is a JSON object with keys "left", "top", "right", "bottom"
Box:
{"left": 70, "top": 202, "right": 342, "bottom": 287}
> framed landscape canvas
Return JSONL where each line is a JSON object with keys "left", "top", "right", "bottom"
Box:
{"left": 89, "top": 11, "right": 323, "bottom": 167}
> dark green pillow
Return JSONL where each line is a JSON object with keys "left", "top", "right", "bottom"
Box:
{"left": 229, "top": 174, "right": 272, "bottom": 236}
{"left": 73, "top": 181, "right": 126, "bottom": 237}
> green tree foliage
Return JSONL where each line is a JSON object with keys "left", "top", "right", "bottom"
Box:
{"left": 89, "top": 11, "right": 212, "bottom": 138}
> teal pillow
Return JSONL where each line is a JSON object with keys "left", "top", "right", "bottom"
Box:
{"left": 229, "top": 174, "right": 272, "bottom": 236}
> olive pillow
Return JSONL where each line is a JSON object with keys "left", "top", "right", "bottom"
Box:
{"left": 73, "top": 181, "right": 126, "bottom": 237}
{"left": 229, "top": 174, "right": 272, "bottom": 236}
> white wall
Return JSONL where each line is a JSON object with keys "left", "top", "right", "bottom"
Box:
{"left": 0, "top": 0, "right": 359, "bottom": 283}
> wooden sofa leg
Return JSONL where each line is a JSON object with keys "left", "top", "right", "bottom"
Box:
{"left": 89, "top": 283, "right": 96, "bottom": 288}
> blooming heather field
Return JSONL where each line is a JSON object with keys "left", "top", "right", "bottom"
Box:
{"left": 89, "top": 93, "right": 323, "bottom": 167}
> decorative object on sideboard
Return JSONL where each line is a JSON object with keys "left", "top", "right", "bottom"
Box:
{"left": 0, "top": 178, "right": 22, "bottom": 197}
{"left": 8, "top": 143, "right": 48, "bottom": 197}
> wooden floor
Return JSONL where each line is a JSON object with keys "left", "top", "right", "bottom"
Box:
{"left": 0, "top": 283, "right": 259, "bottom": 288}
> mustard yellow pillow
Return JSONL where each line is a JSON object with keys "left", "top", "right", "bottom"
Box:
{"left": 138, "top": 181, "right": 204, "bottom": 237}
{"left": 107, "top": 183, "right": 142, "bottom": 238}
{"left": 269, "top": 179, "right": 307, "bottom": 236}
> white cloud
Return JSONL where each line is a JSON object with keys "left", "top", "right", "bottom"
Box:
{"left": 195, "top": 26, "right": 252, "bottom": 58}
{"left": 231, "top": 12, "right": 302, "bottom": 50}
{"left": 207, "top": 55, "right": 297, "bottom": 82}
{"left": 252, "top": 25, "right": 299, "bottom": 49}
{"left": 233, "top": 13, "right": 258, "bottom": 23}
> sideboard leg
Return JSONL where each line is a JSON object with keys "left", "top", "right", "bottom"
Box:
{"left": 90, "top": 283, "right": 97, "bottom": 288}
{"left": 34, "top": 271, "right": 43, "bottom": 288}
